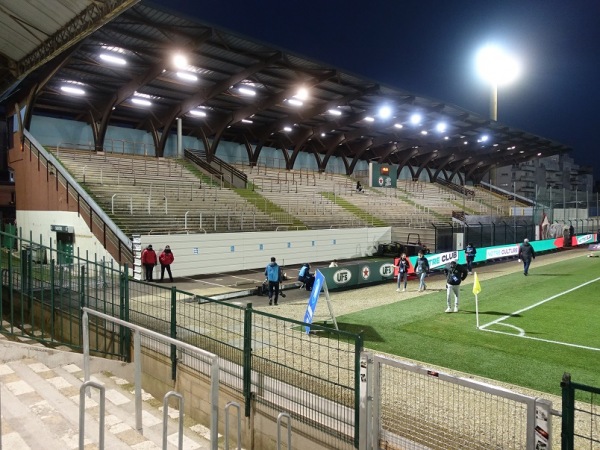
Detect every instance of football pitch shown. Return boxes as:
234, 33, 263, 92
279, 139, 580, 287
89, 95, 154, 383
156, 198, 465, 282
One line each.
333, 254, 600, 398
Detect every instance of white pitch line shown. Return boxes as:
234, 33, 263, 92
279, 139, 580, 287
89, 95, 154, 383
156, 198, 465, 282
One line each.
480, 275, 600, 331
481, 328, 600, 352
496, 322, 525, 336
178, 277, 226, 287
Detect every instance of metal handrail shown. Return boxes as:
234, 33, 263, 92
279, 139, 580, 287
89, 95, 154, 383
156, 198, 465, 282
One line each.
81, 307, 219, 450
276, 412, 292, 450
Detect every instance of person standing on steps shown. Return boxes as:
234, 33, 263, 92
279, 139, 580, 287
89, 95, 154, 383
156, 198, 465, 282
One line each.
265, 256, 280, 305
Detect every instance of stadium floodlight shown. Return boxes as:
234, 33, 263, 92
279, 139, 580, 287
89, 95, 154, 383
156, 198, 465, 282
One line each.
378, 105, 392, 119
176, 71, 198, 82
328, 109, 342, 116
295, 87, 309, 100
476, 44, 520, 121
239, 87, 256, 96
189, 109, 206, 117
60, 85, 85, 96
283, 126, 292, 132
173, 54, 188, 68
99, 53, 126, 65
436, 122, 447, 133
364, 116, 375, 122
410, 113, 422, 125
287, 98, 303, 106
131, 98, 151, 106
394, 123, 403, 129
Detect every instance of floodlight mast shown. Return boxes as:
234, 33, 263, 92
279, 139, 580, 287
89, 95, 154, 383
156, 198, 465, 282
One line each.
476, 45, 520, 184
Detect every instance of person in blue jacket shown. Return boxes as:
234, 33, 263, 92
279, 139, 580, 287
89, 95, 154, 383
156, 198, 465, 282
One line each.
265, 257, 280, 305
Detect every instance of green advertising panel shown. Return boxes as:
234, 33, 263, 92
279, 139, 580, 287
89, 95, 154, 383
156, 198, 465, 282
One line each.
319, 259, 396, 291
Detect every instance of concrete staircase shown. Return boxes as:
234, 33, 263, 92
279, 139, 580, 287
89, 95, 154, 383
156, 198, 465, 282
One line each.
0, 338, 215, 449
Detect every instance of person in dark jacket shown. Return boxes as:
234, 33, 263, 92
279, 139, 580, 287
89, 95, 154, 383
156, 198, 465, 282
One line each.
464, 243, 476, 274
265, 257, 280, 305
394, 253, 410, 292
444, 261, 468, 313
414, 251, 430, 292
518, 238, 536, 276
141, 244, 157, 281
159, 245, 174, 282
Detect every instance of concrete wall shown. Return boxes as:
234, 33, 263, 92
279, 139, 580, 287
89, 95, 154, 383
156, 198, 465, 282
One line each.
16, 210, 117, 264
139, 227, 391, 277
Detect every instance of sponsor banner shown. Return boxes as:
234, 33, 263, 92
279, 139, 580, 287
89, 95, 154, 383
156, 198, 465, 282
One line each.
576, 234, 595, 245
319, 260, 396, 290
357, 261, 396, 285
534, 402, 551, 450
588, 243, 600, 251
485, 245, 519, 260
411, 251, 457, 270
303, 270, 325, 333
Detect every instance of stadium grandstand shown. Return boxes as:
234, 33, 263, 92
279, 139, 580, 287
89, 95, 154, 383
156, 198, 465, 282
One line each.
0, 1, 598, 449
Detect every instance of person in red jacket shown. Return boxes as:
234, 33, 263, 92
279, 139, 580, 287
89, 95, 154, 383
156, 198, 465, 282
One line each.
159, 245, 175, 282
141, 244, 157, 281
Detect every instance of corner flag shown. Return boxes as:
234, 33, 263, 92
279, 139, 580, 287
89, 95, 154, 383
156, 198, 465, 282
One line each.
472, 272, 481, 295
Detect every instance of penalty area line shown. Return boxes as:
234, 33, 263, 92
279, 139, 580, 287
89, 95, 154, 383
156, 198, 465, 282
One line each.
479, 275, 600, 331
480, 328, 600, 352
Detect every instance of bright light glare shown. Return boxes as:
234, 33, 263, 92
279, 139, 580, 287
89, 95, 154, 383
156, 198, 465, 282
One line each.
283, 126, 292, 132
60, 85, 85, 96
239, 87, 256, 96
288, 98, 303, 106
364, 116, 375, 122
173, 54, 188, 68
481, 134, 489, 142
410, 113, 421, 125
378, 106, 392, 119
99, 53, 126, 65
328, 109, 342, 116
394, 123, 403, 129
476, 45, 520, 85
295, 87, 308, 100
176, 71, 198, 82
436, 122, 447, 133
189, 109, 206, 117
131, 98, 151, 106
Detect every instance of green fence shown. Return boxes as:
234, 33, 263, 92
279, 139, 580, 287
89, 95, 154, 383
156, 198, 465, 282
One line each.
561, 372, 600, 450
0, 229, 362, 449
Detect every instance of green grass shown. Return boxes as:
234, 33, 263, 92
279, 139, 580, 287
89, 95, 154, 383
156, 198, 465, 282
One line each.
331, 255, 600, 398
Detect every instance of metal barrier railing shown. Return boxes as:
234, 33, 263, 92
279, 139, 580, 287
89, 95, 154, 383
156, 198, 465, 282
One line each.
277, 412, 292, 450
163, 391, 184, 450
79, 380, 106, 450
225, 401, 242, 450
81, 307, 220, 450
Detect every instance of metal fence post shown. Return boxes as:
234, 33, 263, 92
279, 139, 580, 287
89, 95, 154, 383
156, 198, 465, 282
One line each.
354, 333, 364, 449
119, 271, 131, 362
243, 303, 253, 417
561, 372, 575, 450
170, 286, 177, 381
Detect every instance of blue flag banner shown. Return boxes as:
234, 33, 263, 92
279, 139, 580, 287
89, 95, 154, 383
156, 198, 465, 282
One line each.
303, 270, 324, 334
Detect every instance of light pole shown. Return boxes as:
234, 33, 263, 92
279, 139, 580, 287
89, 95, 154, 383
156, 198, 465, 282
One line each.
476, 45, 520, 185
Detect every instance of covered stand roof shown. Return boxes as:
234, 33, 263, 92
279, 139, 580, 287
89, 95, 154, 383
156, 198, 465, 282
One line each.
2, 1, 570, 183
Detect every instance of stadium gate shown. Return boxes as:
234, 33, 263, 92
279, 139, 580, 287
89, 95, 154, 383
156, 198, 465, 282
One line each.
365, 354, 552, 449
560, 372, 600, 450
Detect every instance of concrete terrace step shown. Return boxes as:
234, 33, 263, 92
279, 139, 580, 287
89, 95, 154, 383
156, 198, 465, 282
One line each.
0, 344, 215, 449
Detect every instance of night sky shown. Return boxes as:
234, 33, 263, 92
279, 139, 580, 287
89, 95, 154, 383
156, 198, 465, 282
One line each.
151, 0, 600, 179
